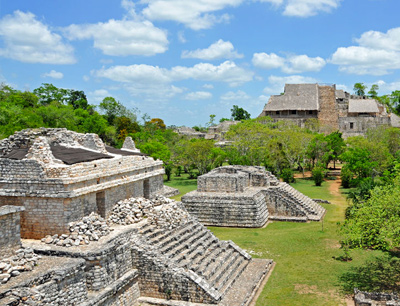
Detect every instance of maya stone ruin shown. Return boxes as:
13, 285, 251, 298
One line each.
0, 128, 273, 306
182, 165, 326, 227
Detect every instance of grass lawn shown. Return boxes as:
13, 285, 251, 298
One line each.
164, 174, 383, 305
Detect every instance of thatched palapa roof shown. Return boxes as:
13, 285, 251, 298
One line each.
348, 99, 379, 113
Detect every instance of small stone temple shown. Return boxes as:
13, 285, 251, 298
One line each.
182, 165, 326, 227
0, 129, 273, 306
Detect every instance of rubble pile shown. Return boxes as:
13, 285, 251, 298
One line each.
107, 196, 190, 229
0, 248, 41, 284
41, 212, 111, 247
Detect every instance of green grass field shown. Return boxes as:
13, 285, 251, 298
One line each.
165, 174, 382, 305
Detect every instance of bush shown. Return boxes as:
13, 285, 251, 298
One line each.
312, 167, 325, 186
281, 168, 295, 183
341, 167, 352, 188
339, 255, 400, 294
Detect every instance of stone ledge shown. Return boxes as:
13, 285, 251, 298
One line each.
0, 206, 25, 217
138, 296, 216, 306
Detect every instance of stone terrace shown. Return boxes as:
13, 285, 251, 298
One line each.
182, 165, 325, 227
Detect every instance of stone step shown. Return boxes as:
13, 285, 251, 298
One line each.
164, 227, 208, 259
147, 220, 195, 244
156, 222, 201, 250
176, 234, 218, 267
217, 258, 249, 295
189, 242, 224, 273
209, 251, 241, 287
200, 247, 233, 280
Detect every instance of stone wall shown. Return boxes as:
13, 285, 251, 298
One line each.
0, 206, 24, 258
339, 116, 391, 138
318, 85, 339, 131
354, 289, 400, 306
182, 189, 269, 227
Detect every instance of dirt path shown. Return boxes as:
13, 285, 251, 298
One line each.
328, 177, 342, 198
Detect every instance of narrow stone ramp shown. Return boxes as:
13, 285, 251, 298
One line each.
268, 182, 325, 221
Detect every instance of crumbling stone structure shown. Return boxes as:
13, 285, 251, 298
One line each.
354, 289, 400, 306
259, 83, 400, 137
182, 166, 325, 227
0, 129, 273, 306
0, 128, 165, 239
0, 197, 273, 306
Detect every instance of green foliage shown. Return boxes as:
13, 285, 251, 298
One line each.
312, 166, 325, 186
281, 168, 295, 183
368, 84, 379, 98
340, 166, 352, 188
340, 255, 400, 294
340, 178, 400, 250
219, 117, 230, 123
230, 105, 251, 121
353, 82, 367, 96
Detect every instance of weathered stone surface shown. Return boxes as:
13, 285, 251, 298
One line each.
182, 165, 325, 227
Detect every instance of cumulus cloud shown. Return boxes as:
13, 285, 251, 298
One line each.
356, 27, 400, 52
0, 11, 76, 64
283, 0, 342, 17
252, 53, 286, 69
331, 46, 400, 76
263, 75, 318, 94
330, 27, 400, 75
64, 19, 168, 56
185, 91, 212, 100
253, 52, 325, 73
42, 70, 64, 79
182, 40, 243, 60
141, 0, 242, 30
94, 61, 253, 87
220, 90, 250, 101
203, 84, 214, 89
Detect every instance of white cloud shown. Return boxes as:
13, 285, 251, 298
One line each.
356, 27, 400, 52
330, 46, 400, 75
94, 61, 253, 87
203, 84, 214, 89
185, 91, 212, 100
178, 31, 187, 43
253, 52, 325, 73
220, 90, 250, 101
182, 40, 243, 60
283, 0, 342, 17
252, 53, 285, 69
141, 0, 242, 30
282, 54, 326, 73
263, 75, 318, 94
88, 89, 111, 104
330, 27, 400, 76
64, 19, 168, 56
0, 11, 75, 64
83, 75, 90, 82
42, 70, 64, 79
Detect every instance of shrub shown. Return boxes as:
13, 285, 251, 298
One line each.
281, 168, 295, 183
341, 167, 352, 188
312, 167, 325, 186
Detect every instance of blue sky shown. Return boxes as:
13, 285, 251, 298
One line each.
1, 0, 400, 126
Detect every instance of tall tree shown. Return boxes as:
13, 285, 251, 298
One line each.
368, 84, 379, 98
231, 105, 251, 121
353, 83, 367, 96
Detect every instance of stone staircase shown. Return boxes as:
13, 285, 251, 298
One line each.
272, 182, 326, 221
137, 219, 251, 302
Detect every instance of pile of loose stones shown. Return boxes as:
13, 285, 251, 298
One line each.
41, 212, 111, 247
107, 196, 190, 229
0, 248, 41, 284
41, 196, 190, 248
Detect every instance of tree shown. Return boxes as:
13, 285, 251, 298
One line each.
219, 118, 230, 123
325, 131, 345, 169
231, 105, 251, 121
353, 83, 367, 96
33, 83, 70, 105
99, 97, 124, 125
368, 84, 379, 98
340, 176, 400, 250
207, 114, 216, 127
67, 90, 90, 111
